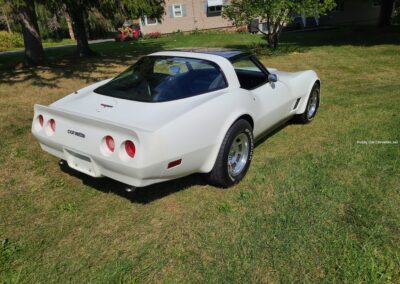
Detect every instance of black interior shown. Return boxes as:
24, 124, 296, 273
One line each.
235, 69, 268, 90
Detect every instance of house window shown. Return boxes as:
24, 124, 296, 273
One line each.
207, 5, 223, 16
173, 4, 183, 17
145, 16, 158, 26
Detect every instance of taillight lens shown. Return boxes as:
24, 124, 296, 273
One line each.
38, 115, 44, 127
49, 119, 56, 132
125, 140, 136, 158
105, 135, 115, 152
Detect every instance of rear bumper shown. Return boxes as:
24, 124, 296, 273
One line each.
32, 103, 216, 187
37, 138, 168, 187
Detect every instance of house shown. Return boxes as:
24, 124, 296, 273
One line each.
287, 0, 382, 30
139, 0, 233, 35
140, 0, 384, 35
320, 0, 382, 26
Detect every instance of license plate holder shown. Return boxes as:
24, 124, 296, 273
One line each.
64, 149, 98, 177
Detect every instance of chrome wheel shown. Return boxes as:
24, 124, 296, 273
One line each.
227, 133, 250, 177
307, 89, 319, 119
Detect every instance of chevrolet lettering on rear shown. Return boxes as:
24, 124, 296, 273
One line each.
67, 129, 86, 138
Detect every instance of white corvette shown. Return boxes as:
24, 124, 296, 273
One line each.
32, 49, 320, 188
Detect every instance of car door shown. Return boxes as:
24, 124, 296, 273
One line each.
231, 56, 292, 137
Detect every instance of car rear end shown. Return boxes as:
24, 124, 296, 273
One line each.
32, 104, 168, 187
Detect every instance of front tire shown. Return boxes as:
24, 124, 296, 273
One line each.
208, 119, 254, 188
296, 83, 320, 124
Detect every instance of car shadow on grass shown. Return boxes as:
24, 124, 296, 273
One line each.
58, 121, 292, 204
59, 162, 208, 204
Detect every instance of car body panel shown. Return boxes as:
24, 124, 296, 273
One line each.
32, 50, 319, 187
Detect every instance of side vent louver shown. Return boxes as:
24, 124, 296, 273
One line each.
293, 98, 301, 110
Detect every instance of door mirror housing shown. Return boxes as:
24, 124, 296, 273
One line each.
268, 74, 278, 83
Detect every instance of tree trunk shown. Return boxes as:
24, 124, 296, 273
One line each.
267, 33, 278, 49
379, 0, 395, 26
65, 2, 94, 57
12, 0, 45, 65
2, 7, 11, 33
65, 12, 75, 40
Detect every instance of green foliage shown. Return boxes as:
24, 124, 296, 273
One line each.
0, 31, 23, 51
393, 1, 400, 24
87, 8, 115, 39
143, 31, 161, 39
116, 0, 165, 19
223, 0, 336, 48
35, 3, 70, 40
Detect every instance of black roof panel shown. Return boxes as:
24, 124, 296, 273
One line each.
168, 48, 247, 59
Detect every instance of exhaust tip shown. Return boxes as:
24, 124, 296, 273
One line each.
125, 186, 136, 193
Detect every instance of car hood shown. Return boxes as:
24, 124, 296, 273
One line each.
51, 79, 227, 132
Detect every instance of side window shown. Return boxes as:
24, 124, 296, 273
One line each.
232, 57, 268, 90
187, 60, 227, 92
232, 58, 264, 73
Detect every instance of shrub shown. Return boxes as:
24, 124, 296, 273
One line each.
236, 26, 248, 33
144, 32, 161, 39
0, 31, 24, 51
171, 30, 183, 36
190, 28, 202, 35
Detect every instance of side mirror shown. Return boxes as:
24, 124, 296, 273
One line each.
268, 74, 278, 83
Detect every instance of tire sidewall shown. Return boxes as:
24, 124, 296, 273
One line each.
305, 85, 320, 122
222, 121, 254, 185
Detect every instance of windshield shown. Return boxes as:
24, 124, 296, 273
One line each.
94, 56, 228, 102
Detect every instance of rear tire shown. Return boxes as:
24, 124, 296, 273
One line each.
208, 119, 254, 188
296, 83, 320, 124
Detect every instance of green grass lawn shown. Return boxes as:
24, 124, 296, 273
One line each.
0, 38, 77, 53
0, 27, 399, 283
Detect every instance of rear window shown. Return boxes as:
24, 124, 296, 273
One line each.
94, 56, 228, 102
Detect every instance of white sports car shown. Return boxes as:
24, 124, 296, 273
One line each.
32, 49, 320, 188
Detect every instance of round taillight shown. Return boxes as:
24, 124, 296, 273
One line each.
49, 119, 56, 132
105, 135, 115, 152
38, 115, 44, 127
125, 140, 136, 158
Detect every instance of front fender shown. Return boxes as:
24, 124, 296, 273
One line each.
295, 71, 320, 115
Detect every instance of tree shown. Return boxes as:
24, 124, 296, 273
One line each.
379, 0, 395, 26
47, 0, 164, 57
222, 0, 336, 49
8, 0, 45, 64
63, 0, 94, 56
116, 0, 165, 20
0, 1, 13, 33
64, 10, 75, 40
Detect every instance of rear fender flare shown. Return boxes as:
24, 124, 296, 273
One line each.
201, 112, 254, 173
